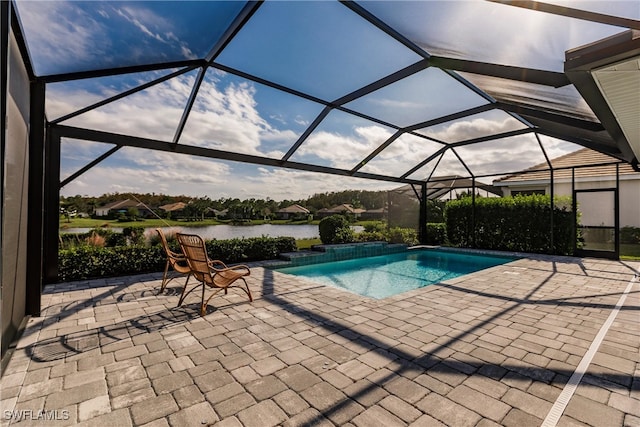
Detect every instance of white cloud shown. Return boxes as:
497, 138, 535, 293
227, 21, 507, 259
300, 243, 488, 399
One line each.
426, 117, 524, 143
116, 7, 166, 42
245, 168, 399, 200
360, 133, 443, 177
297, 125, 392, 169
294, 116, 310, 126
16, 2, 109, 73
61, 148, 233, 197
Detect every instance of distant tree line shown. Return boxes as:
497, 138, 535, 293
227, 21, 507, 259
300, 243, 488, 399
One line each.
60, 190, 390, 220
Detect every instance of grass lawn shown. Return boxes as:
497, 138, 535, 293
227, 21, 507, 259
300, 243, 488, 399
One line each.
581, 241, 640, 261
296, 238, 322, 250
59, 217, 225, 229
621, 243, 640, 260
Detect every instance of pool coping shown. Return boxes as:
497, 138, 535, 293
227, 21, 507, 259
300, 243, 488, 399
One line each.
269, 245, 523, 301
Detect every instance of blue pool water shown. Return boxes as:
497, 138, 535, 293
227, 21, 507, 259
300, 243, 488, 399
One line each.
275, 249, 516, 299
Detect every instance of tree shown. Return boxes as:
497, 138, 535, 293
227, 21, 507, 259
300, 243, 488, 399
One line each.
319, 215, 354, 244
127, 207, 139, 221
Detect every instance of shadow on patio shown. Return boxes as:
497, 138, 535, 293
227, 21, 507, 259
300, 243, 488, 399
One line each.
4, 256, 639, 426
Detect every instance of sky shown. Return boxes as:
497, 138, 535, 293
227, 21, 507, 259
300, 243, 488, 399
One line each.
14, 1, 639, 201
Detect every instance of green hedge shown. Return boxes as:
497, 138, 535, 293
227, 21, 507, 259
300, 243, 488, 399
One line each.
58, 245, 165, 282
58, 236, 296, 282
621, 226, 640, 244
425, 223, 446, 245
387, 227, 418, 246
445, 195, 573, 255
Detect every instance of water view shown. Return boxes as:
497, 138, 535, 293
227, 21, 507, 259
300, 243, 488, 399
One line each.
61, 224, 363, 240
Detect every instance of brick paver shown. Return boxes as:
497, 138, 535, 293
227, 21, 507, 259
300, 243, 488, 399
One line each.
1, 255, 637, 426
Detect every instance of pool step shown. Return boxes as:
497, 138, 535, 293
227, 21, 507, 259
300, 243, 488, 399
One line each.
278, 241, 408, 267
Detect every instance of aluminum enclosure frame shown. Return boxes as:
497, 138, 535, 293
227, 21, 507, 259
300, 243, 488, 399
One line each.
5, 0, 639, 317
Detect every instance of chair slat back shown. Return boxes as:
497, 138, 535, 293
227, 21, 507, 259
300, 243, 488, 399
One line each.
176, 233, 212, 282
157, 229, 177, 257
157, 228, 191, 274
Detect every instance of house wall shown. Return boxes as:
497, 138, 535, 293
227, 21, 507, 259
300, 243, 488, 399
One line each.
501, 176, 639, 228
2, 30, 30, 365
554, 178, 639, 228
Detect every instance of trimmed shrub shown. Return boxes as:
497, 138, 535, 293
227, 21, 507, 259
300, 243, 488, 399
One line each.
445, 194, 573, 255
621, 226, 640, 244
318, 215, 354, 244
58, 235, 297, 282
387, 227, 418, 246
355, 230, 387, 242
425, 223, 446, 245
58, 245, 165, 282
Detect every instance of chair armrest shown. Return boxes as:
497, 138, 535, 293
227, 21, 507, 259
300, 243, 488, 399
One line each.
210, 264, 251, 275
208, 259, 228, 269
168, 249, 185, 260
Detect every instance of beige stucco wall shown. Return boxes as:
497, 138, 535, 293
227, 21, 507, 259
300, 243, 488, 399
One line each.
554, 178, 640, 228
500, 176, 639, 228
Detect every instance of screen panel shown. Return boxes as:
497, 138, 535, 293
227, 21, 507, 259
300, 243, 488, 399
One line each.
359, 133, 444, 178
345, 68, 489, 128
16, 1, 248, 76
415, 109, 527, 143
216, 1, 422, 101
289, 110, 395, 170
180, 68, 325, 159
62, 69, 200, 141
359, 0, 635, 73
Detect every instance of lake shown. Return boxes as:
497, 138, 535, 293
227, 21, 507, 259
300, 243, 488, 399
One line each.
61, 224, 364, 240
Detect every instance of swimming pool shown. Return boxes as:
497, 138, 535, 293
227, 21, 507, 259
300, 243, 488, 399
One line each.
274, 249, 516, 299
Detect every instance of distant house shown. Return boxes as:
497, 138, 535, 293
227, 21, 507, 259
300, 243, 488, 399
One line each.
360, 207, 387, 221
276, 204, 310, 220
159, 202, 187, 217
494, 148, 639, 227
94, 199, 153, 218
316, 204, 366, 219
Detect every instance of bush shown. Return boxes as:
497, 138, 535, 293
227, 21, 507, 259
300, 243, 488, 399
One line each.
621, 226, 640, 244
361, 221, 385, 232
85, 232, 106, 247
58, 245, 165, 282
319, 215, 354, 244
58, 235, 297, 281
425, 223, 446, 245
445, 194, 574, 255
123, 226, 145, 245
387, 227, 418, 245
355, 231, 387, 242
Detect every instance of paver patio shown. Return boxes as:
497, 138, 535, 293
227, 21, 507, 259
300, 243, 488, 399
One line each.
1, 254, 638, 426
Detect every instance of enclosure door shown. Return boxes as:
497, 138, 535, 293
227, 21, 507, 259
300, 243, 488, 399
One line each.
574, 189, 619, 259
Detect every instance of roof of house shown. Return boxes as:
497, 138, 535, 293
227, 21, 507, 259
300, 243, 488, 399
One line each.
363, 207, 386, 214
159, 202, 187, 212
325, 204, 366, 214
277, 204, 310, 214
495, 148, 637, 185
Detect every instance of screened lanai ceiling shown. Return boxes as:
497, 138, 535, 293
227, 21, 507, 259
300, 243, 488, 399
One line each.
11, 0, 640, 194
